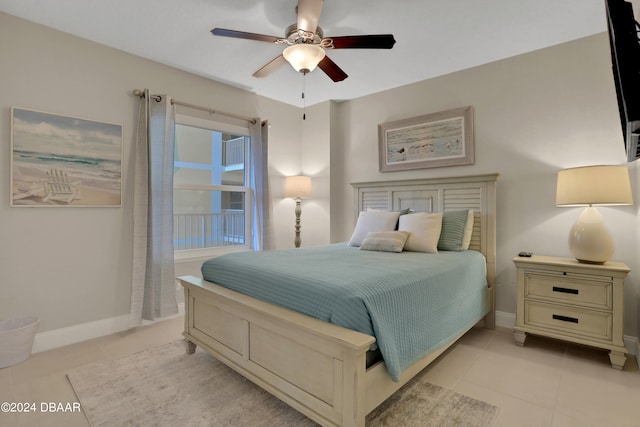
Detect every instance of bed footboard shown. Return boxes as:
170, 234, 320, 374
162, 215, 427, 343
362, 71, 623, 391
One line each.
179, 275, 375, 427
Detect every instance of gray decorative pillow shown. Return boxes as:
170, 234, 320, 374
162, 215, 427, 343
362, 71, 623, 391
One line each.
438, 210, 469, 251
359, 231, 410, 253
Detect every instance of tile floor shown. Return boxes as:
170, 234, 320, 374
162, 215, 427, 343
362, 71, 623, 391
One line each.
1, 317, 639, 426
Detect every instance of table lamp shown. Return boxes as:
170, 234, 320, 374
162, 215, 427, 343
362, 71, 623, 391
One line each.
556, 165, 633, 264
285, 175, 312, 248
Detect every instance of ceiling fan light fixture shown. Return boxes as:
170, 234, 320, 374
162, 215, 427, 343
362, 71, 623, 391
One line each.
283, 44, 325, 73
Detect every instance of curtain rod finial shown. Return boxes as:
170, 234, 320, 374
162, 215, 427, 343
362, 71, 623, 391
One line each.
132, 89, 144, 97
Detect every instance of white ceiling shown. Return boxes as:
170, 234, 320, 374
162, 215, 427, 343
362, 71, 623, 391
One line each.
0, 0, 608, 107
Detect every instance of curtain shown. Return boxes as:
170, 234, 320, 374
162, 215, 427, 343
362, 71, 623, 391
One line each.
249, 119, 273, 251
129, 90, 179, 326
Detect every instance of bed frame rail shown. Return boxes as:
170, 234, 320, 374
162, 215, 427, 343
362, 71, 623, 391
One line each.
180, 275, 375, 427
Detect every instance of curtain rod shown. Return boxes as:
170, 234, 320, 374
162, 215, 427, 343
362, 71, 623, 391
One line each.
132, 89, 257, 124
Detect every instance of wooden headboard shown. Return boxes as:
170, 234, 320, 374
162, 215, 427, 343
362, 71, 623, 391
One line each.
351, 174, 499, 326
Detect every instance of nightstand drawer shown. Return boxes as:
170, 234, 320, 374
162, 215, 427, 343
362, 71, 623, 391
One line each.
524, 273, 611, 309
524, 301, 611, 341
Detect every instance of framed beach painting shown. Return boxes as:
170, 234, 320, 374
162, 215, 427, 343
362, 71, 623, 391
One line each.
378, 106, 474, 172
11, 107, 122, 207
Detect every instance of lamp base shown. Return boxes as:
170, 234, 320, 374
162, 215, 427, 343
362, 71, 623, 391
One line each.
294, 198, 301, 248
568, 206, 614, 264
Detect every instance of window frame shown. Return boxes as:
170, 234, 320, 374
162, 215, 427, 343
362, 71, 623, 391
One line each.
173, 113, 252, 262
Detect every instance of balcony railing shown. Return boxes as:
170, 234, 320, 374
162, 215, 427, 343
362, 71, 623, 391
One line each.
174, 210, 245, 251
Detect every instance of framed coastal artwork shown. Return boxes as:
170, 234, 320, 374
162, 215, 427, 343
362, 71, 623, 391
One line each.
11, 107, 122, 207
378, 106, 474, 172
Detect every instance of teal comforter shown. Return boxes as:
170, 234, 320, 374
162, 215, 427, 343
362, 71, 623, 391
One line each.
201, 244, 489, 381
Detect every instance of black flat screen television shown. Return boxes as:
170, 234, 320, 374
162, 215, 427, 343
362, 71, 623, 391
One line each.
605, 0, 640, 162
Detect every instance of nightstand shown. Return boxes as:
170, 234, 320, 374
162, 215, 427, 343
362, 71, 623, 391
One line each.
513, 255, 630, 369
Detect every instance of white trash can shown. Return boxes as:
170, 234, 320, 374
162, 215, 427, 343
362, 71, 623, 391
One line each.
0, 317, 39, 368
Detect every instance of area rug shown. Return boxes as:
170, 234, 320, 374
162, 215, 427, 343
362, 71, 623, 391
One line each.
67, 340, 499, 427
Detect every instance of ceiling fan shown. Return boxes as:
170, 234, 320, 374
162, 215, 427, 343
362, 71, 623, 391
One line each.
211, 0, 396, 82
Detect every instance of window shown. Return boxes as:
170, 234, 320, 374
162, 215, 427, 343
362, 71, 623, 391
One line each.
173, 115, 251, 260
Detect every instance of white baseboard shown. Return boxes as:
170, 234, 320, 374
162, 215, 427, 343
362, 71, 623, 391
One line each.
32, 303, 185, 354
495, 310, 515, 329
494, 310, 638, 356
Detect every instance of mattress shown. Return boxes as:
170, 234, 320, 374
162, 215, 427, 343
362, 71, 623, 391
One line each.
201, 243, 489, 381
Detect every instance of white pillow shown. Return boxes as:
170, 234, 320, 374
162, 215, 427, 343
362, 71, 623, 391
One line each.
399, 212, 443, 253
462, 210, 474, 250
348, 211, 401, 247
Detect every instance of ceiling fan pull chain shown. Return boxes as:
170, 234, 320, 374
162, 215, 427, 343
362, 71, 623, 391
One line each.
302, 71, 307, 120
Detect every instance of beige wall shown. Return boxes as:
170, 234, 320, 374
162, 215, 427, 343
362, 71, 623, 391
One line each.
0, 13, 302, 334
330, 33, 639, 339
2, 11, 638, 347
272, 102, 332, 249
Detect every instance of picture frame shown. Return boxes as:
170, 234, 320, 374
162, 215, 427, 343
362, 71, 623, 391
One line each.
378, 106, 474, 172
11, 107, 123, 207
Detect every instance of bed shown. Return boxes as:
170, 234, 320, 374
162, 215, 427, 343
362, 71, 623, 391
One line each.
178, 174, 498, 427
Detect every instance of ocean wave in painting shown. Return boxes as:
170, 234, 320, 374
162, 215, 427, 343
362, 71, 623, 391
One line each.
13, 149, 121, 193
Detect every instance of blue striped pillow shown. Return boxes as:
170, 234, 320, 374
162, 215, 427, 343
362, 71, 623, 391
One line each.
437, 210, 469, 251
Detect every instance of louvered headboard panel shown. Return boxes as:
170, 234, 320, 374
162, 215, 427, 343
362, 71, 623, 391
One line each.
352, 174, 498, 326
443, 188, 483, 251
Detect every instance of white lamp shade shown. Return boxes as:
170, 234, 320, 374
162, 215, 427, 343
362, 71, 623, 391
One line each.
285, 175, 312, 199
556, 165, 633, 206
283, 44, 325, 73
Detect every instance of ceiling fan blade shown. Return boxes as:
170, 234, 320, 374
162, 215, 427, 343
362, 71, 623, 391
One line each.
211, 28, 282, 44
297, 0, 324, 33
317, 56, 348, 82
252, 55, 288, 78
324, 34, 396, 49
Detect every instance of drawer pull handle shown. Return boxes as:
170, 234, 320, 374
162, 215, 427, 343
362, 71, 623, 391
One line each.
552, 286, 578, 295
553, 314, 579, 323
